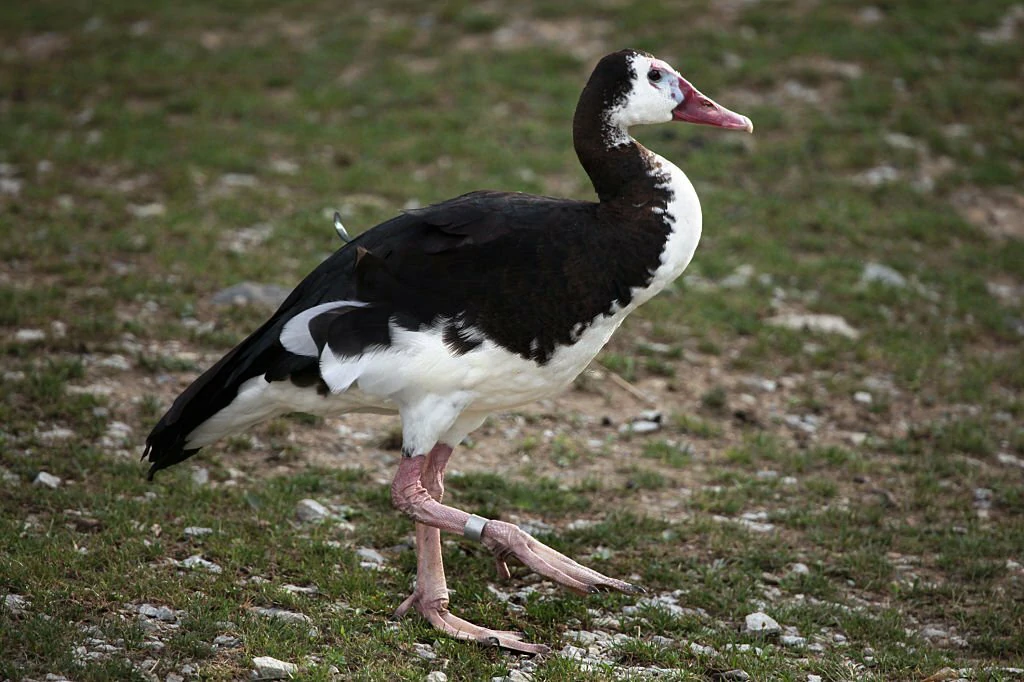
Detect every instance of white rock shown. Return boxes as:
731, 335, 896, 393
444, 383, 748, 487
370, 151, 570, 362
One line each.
214, 634, 240, 648
413, 642, 436, 660
127, 202, 166, 218
783, 80, 820, 104
973, 488, 993, 509
211, 282, 290, 309
280, 584, 318, 595
251, 655, 297, 680
33, 472, 62, 488
14, 328, 46, 342
711, 514, 775, 533
780, 634, 806, 647
979, 5, 1024, 44
745, 377, 777, 392
425, 672, 447, 682
504, 671, 533, 682
744, 612, 781, 636
558, 644, 589, 660
4, 594, 29, 613
848, 432, 868, 446
296, 498, 332, 522
191, 468, 209, 486
101, 421, 134, 448
98, 354, 132, 371
689, 641, 716, 656
861, 262, 907, 288
0, 178, 23, 196
251, 607, 311, 625
219, 173, 258, 188
996, 452, 1024, 469
807, 675, 823, 682
138, 603, 177, 622
883, 132, 920, 151
790, 563, 810, 575
179, 554, 222, 573
66, 382, 115, 397
853, 165, 900, 187
222, 223, 274, 254
356, 547, 386, 565
269, 159, 299, 175
853, 391, 873, 404
767, 313, 860, 339
38, 427, 75, 441
720, 264, 754, 288
619, 419, 661, 434
183, 526, 214, 538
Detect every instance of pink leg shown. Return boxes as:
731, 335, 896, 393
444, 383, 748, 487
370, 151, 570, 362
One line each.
392, 445, 547, 654
391, 450, 642, 594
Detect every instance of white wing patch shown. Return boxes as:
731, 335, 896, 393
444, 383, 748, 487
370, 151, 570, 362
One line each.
280, 300, 368, 357
319, 352, 378, 394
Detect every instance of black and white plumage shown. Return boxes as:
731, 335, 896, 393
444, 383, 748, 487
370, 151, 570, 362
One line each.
144, 49, 751, 652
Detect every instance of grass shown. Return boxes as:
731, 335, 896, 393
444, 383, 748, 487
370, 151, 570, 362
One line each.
2, 0, 1024, 679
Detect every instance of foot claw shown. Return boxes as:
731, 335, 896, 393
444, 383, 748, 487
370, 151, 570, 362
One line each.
400, 592, 548, 655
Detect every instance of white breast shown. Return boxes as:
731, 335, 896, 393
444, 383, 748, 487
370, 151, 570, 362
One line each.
636, 153, 703, 306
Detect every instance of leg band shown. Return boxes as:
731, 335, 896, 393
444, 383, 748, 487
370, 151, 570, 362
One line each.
463, 514, 489, 542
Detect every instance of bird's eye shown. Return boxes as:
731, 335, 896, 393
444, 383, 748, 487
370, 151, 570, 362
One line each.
648, 69, 662, 83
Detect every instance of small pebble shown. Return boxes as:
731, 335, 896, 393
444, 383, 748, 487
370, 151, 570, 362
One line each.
251, 655, 297, 680
33, 472, 62, 489
744, 611, 781, 636
14, 329, 46, 343
296, 498, 332, 523
184, 526, 214, 538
